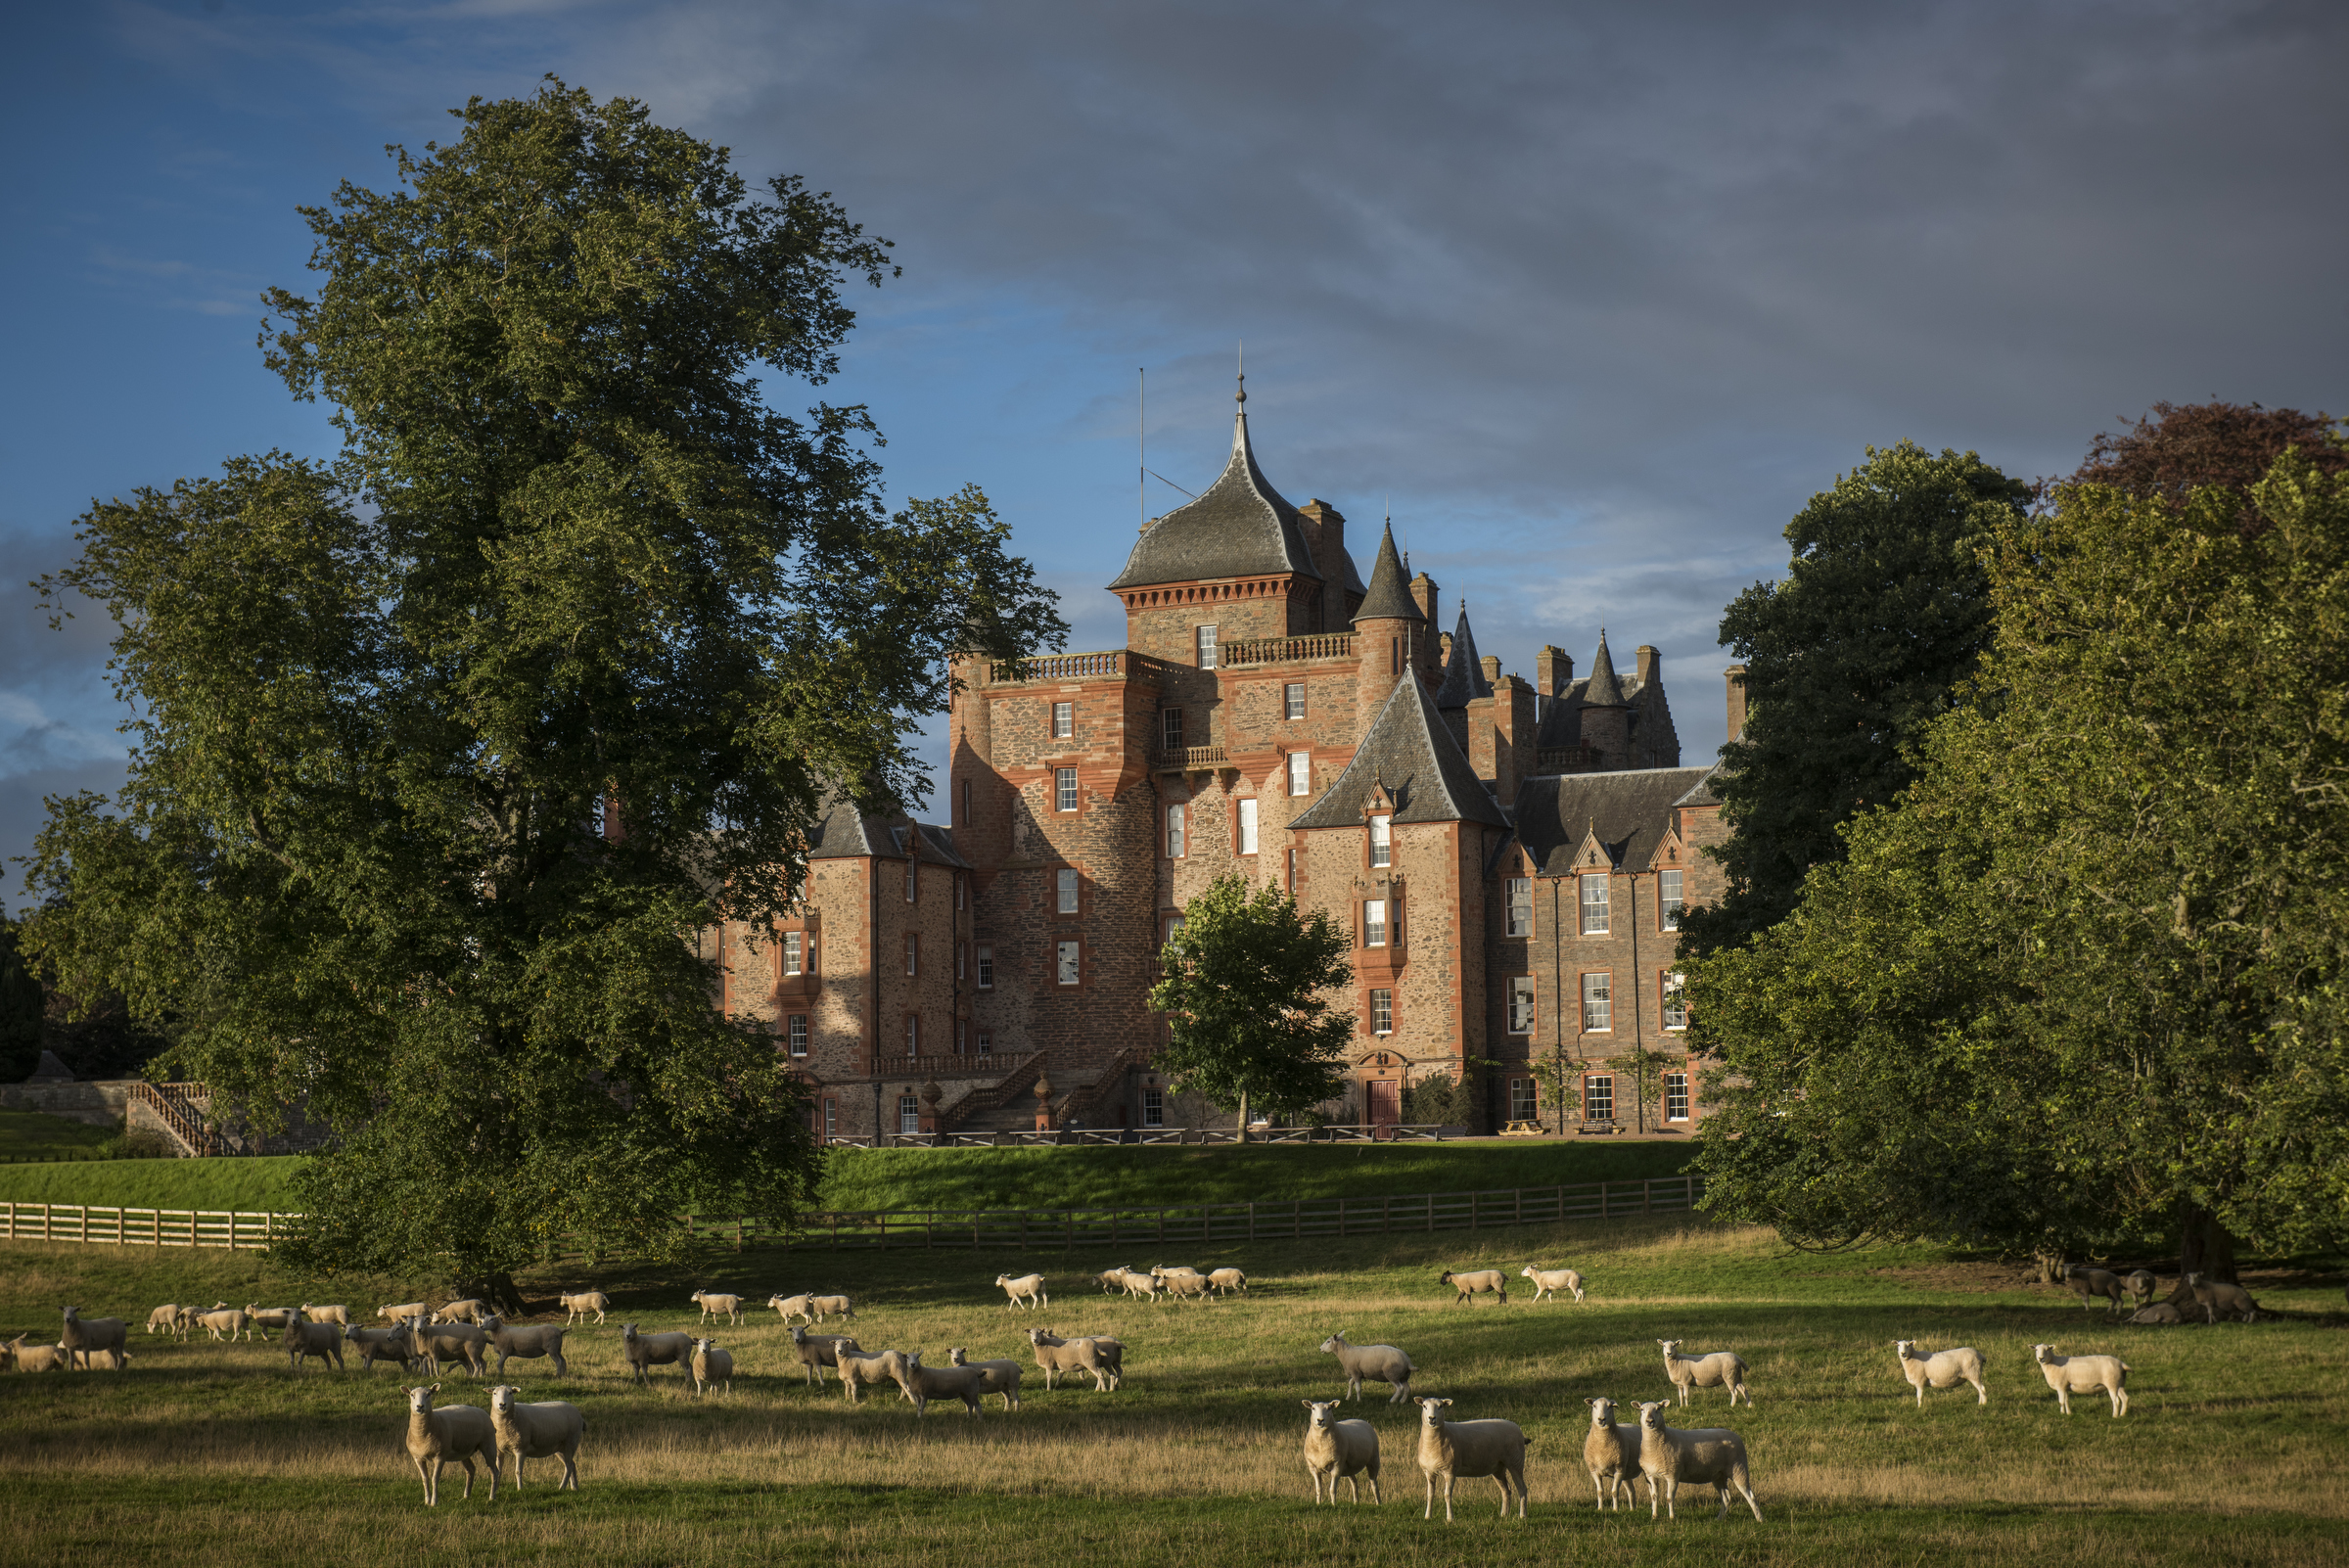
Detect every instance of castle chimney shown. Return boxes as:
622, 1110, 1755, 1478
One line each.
1724, 664, 1748, 743
1635, 645, 1659, 687
1407, 573, 1441, 682
1534, 645, 1573, 697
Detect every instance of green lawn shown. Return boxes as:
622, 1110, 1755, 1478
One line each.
0, 1110, 119, 1163
0, 1215, 2340, 1566
0, 1154, 305, 1212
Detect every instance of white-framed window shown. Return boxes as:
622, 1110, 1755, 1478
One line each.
959, 778, 971, 825
1055, 767, 1079, 812
904, 934, 918, 976
1165, 914, 1186, 948
1161, 708, 1184, 753
977, 1028, 993, 1054
1142, 1087, 1165, 1128
1663, 970, 1688, 1031
956, 944, 967, 980
1509, 1077, 1538, 1121
1056, 940, 1081, 986
782, 931, 805, 976
904, 857, 916, 901
1583, 1074, 1614, 1122
1369, 988, 1394, 1035
1051, 700, 1073, 738
1507, 878, 1532, 937
1659, 868, 1683, 931
823, 1097, 837, 1137
1284, 681, 1306, 720
1580, 873, 1610, 935
898, 1093, 920, 1133
1582, 971, 1612, 1031
786, 1015, 807, 1057
1369, 813, 1391, 868
1057, 867, 1080, 914
1197, 623, 1218, 669
904, 1014, 920, 1055
1166, 803, 1186, 858
956, 875, 965, 910
976, 945, 993, 989
1665, 1069, 1690, 1123
1363, 899, 1388, 947
1507, 976, 1535, 1035
1237, 797, 1258, 854
1288, 752, 1311, 796
955, 1018, 967, 1054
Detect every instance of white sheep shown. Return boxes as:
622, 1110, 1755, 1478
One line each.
345, 1322, 424, 1374
1319, 1331, 1414, 1405
1207, 1268, 1248, 1295
690, 1290, 744, 1325
2063, 1265, 2126, 1314
4, 1335, 72, 1373
996, 1272, 1048, 1311
414, 1319, 491, 1379
2128, 1302, 2185, 1325
1634, 1400, 1762, 1521
893, 1351, 994, 1416
809, 1293, 855, 1324
1093, 1268, 1129, 1294
59, 1307, 128, 1372
621, 1323, 695, 1386
145, 1304, 190, 1338
1657, 1339, 1751, 1407
479, 1314, 570, 1378
432, 1299, 492, 1326
1154, 1269, 1213, 1305
299, 1303, 351, 1326
559, 1291, 610, 1325
1413, 1396, 1529, 1521
837, 1347, 909, 1406
789, 1325, 863, 1387
1119, 1268, 1163, 1304
2032, 1344, 2129, 1417
404, 1383, 498, 1506
1302, 1399, 1382, 1503
244, 1305, 299, 1334
690, 1338, 734, 1396
487, 1384, 584, 1493
766, 1292, 815, 1325
1521, 1266, 1587, 1304
379, 1301, 430, 1326
1582, 1396, 1643, 1510
2185, 1272, 2263, 1322
1027, 1327, 1123, 1392
1438, 1268, 1508, 1306
281, 1310, 348, 1372
193, 1306, 253, 1343
1893, 1340, 1987, 1407
2123, 1270, 2157, 1309
944, 1348, 1025, 1410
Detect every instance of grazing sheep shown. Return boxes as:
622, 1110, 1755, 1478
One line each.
837, 1347, 908, 1405
1657, 1339, 1751, 1407
1413, 1396, 1530, 1522
145, 1305, 190, 1338
1027, 1327, 1123, 1392
995, 1273, 1048, 1312
379, 1302, 431, 1326
59, 1307, 128, 1372
1521, 1266, 1587, 1304
2124, 1270, 2158, 1309
620, 1323, 695, 1386
690, 1338, 734, 1397
766, 1292, 815, 1325
1302, 1399, 1382, 1504
487, 1384, 583, 1494
893, 1351, 993, 1416
193, 1307, 253, 1343
1582, 1397, 1644, 1510
2186, 1272, 2264, 1322
245, 1305, 299, 1334
690, 1290, 744, 1325
2032, 1344, 2130, 1417
559, 1291, 609, 1325
1893, 1340, 1987, 1407
2128, 1302, 2185, 1325
404, 1383, 498, 1506
1438, 1268, 1508, 1306
2063, 1265, 2126, 1314
809, 1294, 855, 1324
345, 1322, 423, 1374
281, 1311, 348, 1372
479, 1314, 570, 1378
299, 1303, 351, 1326
4, 1335, 71, 1373
1634, 1400, 1762, 1521
413, 1319, 491, 1379
944, 1348, 1025, 1410
1319, 1332, 1415, 1405
433, 1299, 492, 1326
1208, 1268, 1248, 1296
788, 1325, 862, 1387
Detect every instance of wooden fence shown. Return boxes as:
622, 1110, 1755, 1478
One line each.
1, 1204, 286, 1249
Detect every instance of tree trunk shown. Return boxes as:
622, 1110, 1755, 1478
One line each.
2033, 1248, 2066, 1286
455, 1271, 529, 1317
2179, 1202, 2239, 1284
1236, 1087, 1249, 1144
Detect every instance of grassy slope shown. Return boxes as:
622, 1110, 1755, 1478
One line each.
0, 1219, 2341, 1567
0, 1156, 304, 1212
0, 1110, 116, 1161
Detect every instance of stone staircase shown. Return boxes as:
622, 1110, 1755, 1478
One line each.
941, 1050, 1054, 1134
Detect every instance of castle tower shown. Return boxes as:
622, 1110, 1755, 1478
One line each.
1351, 523, 1425, 733
1578, 630, 1630, 769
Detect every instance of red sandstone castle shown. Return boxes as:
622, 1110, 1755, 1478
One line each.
716, 383, 1744, 1139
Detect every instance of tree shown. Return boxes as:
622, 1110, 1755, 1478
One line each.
2073, 399, 2344, 535
1681, 442, 2030, 958
1147, 873, 1354, 1137
22, 81, 1063, 1302
0, 920, 43, 1084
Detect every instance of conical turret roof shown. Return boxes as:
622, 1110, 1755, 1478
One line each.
1583, 630, 1626, 706
1290, 672, 1508, 829
1350, 522, 1422, 624
1108, 380, 1323, 590
1433, 605, 1494, 709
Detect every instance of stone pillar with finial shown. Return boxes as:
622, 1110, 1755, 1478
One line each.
917, 1077, 944, 1136
1033, 1069, 1055, 1132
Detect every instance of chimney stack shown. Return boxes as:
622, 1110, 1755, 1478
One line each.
1534, 645, 1573, 697
1724, 664, 1748, 742
1635, 645, 1659, 687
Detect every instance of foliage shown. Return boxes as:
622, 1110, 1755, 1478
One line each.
1601, 1046, 1668, 1131
1682, 441, 2031, 957
2073, 398, 2344, 535
1399, 1070, 1475, 1128
1147, 873, 1355, 1129
20, 81, 1063, 1295
0, 920, 41, 1084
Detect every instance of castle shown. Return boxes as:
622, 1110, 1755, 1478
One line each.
714, 381, 1740, 1138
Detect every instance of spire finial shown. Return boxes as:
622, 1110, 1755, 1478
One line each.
1235, 340, 1245, 405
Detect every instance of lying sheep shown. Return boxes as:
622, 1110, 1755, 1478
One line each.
789, 1325, 862, 1388
1320, 1331, 1414, 1404
1302, 1399, 1382, 1504
2128, 1302, 2185, 1325
2063, 1265, 2126, 1315
1893, 1340, 1987, 1407
1521, 1266, 1587, 1304
4, 1335, 71, 1373
1438, 1268, 1508, 1306
559, 1291, 610, 1325
299, 1303, 351, 1326
487, 1384, 583, 1494
1582, 1396, 1644, 1510
894, 1351, 994, 1416
690, 1290, 744, 1325
1658, 1339, 1751, 1407
1635, 1400, 1761, 1521
996, 1273, 1048, 1311
282, 1311, 348, 1372
60, 1307, 128, 1372
837, 1347, 908, 1405
2186, 1272, 2264, 1322
1414, 1396, 1529, 1522
620, 1323, 695, 1386
1027, 1327, 1123, 1392
433, 1299, 492, 1326
1208, 1268, 1248, 1296
2124, 1270, 2158, 1309
809, 1294, 854, 1324
2032, 1343, 2130, 1417
414, 1319, 490, 1379
345, 1322, 423, 1374
379, 1302, 431, 1326
479, 1314, 569, 1378
404, 1383, 498, 1506
944, 1348, 1024, 1410
193, 1306, 253, 1343
690, 1338, 734, 1397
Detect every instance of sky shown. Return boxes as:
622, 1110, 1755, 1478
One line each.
4, 0, 2345, 909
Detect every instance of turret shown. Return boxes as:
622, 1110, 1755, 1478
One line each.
1579, 630, 1630, 768
1352, 524, 1424, 733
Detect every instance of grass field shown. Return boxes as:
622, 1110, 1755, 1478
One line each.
1, 1216, 2342, 1566
0, 1110, 118, 1163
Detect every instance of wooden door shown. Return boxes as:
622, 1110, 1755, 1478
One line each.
1367, 1080, 1400, 1132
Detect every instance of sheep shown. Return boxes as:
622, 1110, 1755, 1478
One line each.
894, 1350, 995, 1416
479, 1314, 570, 1378
1093, 1268, 1130, 1294
299, 1303, 351, 1326
788, 1325, 863, 1387
145, 1304, 190, 1337
690, 1290, 744, 1325
2063, 1265, 2126, 1314
1520, 1266, 1587, 1304
413, 1319, 491, 1379
2186, 1271, 2264, 1322
1155, 1269, 1213, 1305
1438, 1268, 1508, 1306
944, 1347, 1025, 1410
2124, 1270, 2158, 1309
404, 1383, 498, 1506
559, 1291, 610, 1325
1027, 1326, 1123, 1392
433, 1299, 492, 1326
379, 1301, 431, 1326
2128, 1303, 2185, 1325
1208, 1267, 1248, 1295
245, 1305, 299, 1333
1657, 1339, 1751, 1407
1634, 1400, 1762, 1521
345, 1322, 424, 1374
193, 1306, 253, 1343
809, 1294, 855, 1324
1119, 1268, 1164, 1304
2032, 1344, 2130, 1416
837, 1347, 908, 1405
996, 1272, 1048, 1311
59, 1307, 128, 1372
281, 1311, 348, 1372
487, 1384, 583, 1494
1413, 1396, 1530, 1521
1319, 1332, 1414, 1404
1893, 1340, 1987, 1407
620, 1323, 695, 1386
4, 1335, 71, 1373
1302, 1398, 1382, 1504
766, 1292, 815, 1325
690, 1338, 734, 1396
1582, 1396, 1644, 1510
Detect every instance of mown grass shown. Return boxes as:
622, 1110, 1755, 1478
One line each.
0, 1154, 304, 1211
0, 1110, 119, 1163
1, 1216, 2342, 1566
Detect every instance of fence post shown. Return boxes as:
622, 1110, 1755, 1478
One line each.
1248, 1202, 1256, 1242
1644, 1179, 1652, 1215
1686, 1173, 1696, 1209
1555, 1182, 1565, 1222
1600, 1181, 1610, 1220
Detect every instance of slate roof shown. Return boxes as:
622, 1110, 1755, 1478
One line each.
1108, 389, 1323, 590
1433, 605, 1494, 708
807, 799, 969, 867
1350, 522, 1423, 623
1291, 672, 1510, 830
1583, 631, 1626, 706
1509, 765, 1714, 877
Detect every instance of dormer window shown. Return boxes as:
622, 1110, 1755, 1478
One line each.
1659, 868, 1683, 931
1369, 813, 1392, 868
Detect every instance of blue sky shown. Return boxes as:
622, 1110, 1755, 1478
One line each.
5, 1, 2345, 909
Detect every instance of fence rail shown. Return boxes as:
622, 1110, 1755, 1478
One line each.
1, 1204, 285, 1249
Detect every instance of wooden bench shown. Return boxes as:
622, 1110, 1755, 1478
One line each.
1497, 1120, 1547, 1137
1576, 1119, 1619, 1136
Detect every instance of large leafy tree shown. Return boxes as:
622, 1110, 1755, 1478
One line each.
0, 920, 43, 1084
1147, 873, 1354, 1137
1681, 442, 2030, 958
23, 82, 1062, 1300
